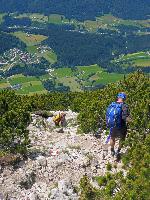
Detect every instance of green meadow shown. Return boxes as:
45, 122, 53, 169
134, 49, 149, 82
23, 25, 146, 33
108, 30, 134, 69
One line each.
0, 65, 129, 94
5, 74, 47, 95
48, 14, 70, 24
8, 74, 38, 85
52, 68, 73, 78
92, 72, 124, 85
0, 79, 10, 89
13, 31, 48, 46
26, 46, 38, 54
52, 65, 124, 89
76, 64, 103, 79
133, 59, 150, 67
15, 13, 48, 23
0, 13, 6, 24
16, 84, 47, 95
113, 51, 150, 67
56, 77, 82, 92
42, 51, 57, 64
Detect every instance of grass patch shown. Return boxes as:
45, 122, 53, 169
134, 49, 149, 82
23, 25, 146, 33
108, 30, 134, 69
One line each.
0, 81, 10, 89
96, 14, 149, 29
39, 74, 52, 81
21, 81, 42, 87
0, 13, 6, 24
26, 46, 38, 54
52, 68, 73, 78
9, 74, 39, 85
0, 78, 7, 84
16, 81, 46, 95
113, 51, 150, 67
106, 162, 112, 171
93, 72, 124, 85
56, 77, 81, 92
15, 13, 48, 23
48, 14, 64, 24
6, 74, 47, 95
13, 31, 48, 46
42, 50, 57, 64
84, 20, 98, 31
120, 52, 150, 60
133, 59, 150, 67
97, 14, 119, 24
77, 64, 103, 79
94, 176, 107, 187
89, 74, 100, 81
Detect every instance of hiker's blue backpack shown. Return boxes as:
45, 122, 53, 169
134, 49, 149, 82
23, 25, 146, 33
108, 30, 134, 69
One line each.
106, 102, 123, 128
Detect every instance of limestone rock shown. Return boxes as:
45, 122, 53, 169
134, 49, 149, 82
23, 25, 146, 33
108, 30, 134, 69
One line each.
0, 110, 126, 199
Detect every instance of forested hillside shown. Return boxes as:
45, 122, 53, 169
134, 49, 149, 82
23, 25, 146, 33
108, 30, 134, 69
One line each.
0, 32, 26, 54
32, 26, 150, 67
0, 72, 150, 199
0, 0, 149, 20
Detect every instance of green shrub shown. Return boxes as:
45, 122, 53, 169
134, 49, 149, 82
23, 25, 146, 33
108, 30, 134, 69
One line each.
95, 176, 107, 186
0, 90, 31, 154
106, 163, 112, 171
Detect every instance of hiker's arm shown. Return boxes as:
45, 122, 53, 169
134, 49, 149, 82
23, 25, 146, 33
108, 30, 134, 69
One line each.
126, 116, 132, 122
122, 104, 132, 122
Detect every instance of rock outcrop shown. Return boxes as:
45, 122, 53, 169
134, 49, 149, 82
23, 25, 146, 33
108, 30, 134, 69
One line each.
0, 110, 126, 199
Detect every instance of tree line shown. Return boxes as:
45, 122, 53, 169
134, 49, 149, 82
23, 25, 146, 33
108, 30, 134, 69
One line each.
0, 0, 149, 21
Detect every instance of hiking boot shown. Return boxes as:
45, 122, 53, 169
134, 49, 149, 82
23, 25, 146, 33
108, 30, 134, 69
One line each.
115, 149, 121, 158
111, 148, 115, 157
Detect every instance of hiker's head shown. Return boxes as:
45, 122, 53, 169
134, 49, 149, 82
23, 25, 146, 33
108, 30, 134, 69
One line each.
117, 92, 126, 102
61, 112, 66, 117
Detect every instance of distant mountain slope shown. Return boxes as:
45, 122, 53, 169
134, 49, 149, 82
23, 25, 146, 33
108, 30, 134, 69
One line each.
0, 0, 149, 20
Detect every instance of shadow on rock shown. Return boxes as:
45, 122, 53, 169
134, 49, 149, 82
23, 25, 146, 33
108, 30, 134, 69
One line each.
27, 150, 46, 160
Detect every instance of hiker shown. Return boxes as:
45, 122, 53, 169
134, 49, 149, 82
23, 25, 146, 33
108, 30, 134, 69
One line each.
106, 92, 131, 157
53, 112, 66, 127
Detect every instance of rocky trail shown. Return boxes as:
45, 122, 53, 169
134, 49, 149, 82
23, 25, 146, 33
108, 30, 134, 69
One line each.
0, 110, 126, 200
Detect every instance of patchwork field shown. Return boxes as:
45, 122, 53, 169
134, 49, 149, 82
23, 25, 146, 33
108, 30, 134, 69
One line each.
1, 74, 47, 95
10, 13, 150, 33
13, 32, 48, 46
0, 65, 126, 93
15, 13, 48, 23
76, 65, 124, 85
52, 65, 124, 90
